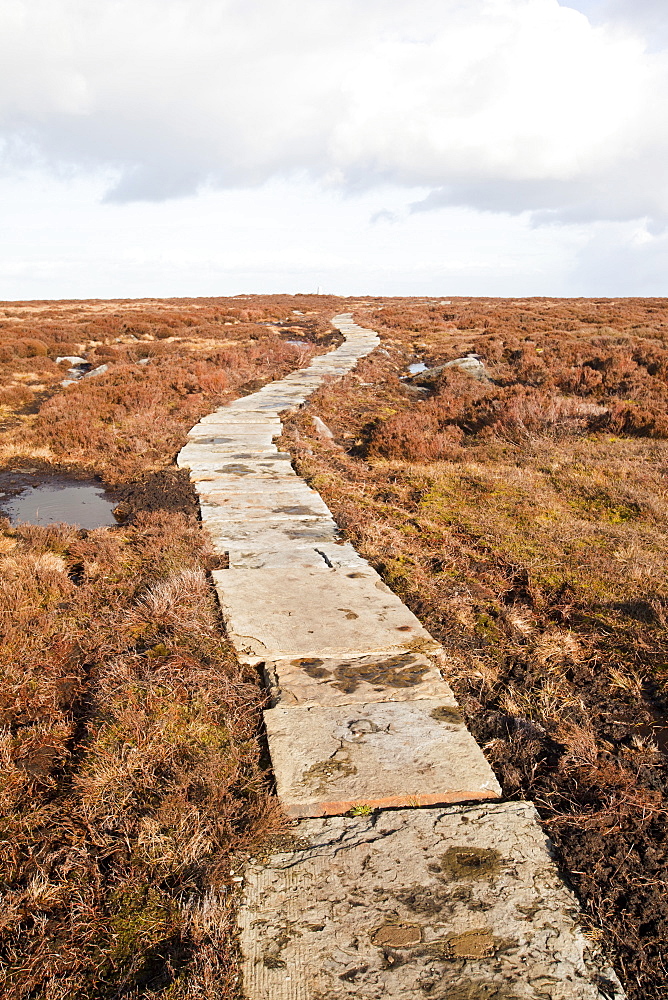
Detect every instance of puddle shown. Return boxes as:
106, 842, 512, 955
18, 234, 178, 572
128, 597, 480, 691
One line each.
0, 472, 118, 529
286, 339, 309, 347
407, 362, 428, 375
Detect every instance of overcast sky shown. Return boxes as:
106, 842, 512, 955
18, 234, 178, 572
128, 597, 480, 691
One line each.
1, 0, 667, 299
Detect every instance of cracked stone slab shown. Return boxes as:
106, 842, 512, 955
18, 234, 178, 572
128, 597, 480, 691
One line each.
305, 540, 369, 569
263, 699, 501, 816
211, 566, 441, 663
219, 540, 366, 571
225, 545, 337, 570
263, 651, 454, 708
238, 802, 624, 1000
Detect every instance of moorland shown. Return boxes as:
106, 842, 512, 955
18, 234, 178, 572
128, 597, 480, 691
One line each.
0, 295, 666, 998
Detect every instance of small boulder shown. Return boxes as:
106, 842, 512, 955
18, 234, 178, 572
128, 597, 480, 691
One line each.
409, 354, 490, 384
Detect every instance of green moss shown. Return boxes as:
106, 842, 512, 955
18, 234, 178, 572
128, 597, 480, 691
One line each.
107, 883, 174, 966
474, 611, 502, 644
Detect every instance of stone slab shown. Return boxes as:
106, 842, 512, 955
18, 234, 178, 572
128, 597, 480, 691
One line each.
200, 495, 333, 521
225, 544, 335, 570
201, 516, 339, 545
197, 481, 327, 504
264, 699, 501, 816
219, 540, 366, 571
198, 411, 282, 425
185, 431, 277, 446
180, 444, 279, 461
238, 802, 623, 1000
264, 651, 454, 708
215, 541, 363, 571
179, 455, 297, 476
211, 566, 441, 663
189, 473, 305, 491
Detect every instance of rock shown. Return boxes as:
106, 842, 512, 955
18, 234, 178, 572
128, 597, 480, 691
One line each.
311, 415, 335, 441
263, 699, 501, 816
55, 355, 87, 365
409, 354, 491, 384
264, 651, 454, 708
212, 565, 441, 664
85, 364, 109, 377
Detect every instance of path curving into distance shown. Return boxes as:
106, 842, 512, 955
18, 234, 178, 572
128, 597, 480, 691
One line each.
178, 315, 624, 1000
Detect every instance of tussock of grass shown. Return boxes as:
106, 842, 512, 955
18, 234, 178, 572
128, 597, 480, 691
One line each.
0, 512, 284, 998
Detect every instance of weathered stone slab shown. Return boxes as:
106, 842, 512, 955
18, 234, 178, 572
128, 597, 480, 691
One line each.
179, 444, 279, 462
201, 515, 338, 545
264, 651, 454, 708
264, 699, 501, 816
197, 480, 325, 503
225, 544, 335, 570
198, 411, 282, 425
199, 494, 332, 520
189, 473, 304, 492
217, 539, 365, 572
178, 454, 297, 475
185, 430, 277, 446
211, 566, 441, 663
238, 802, 623, 1000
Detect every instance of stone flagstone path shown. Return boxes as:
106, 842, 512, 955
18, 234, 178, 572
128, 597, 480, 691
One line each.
178, 315, 624, 1000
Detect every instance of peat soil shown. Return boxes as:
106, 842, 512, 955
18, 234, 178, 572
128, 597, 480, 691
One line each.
467, 620, 668, 996
113, 468, 201, 521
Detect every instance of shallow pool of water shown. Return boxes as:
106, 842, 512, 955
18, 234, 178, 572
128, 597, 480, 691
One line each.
0, 473, 118, 529
407, 362, 428, 375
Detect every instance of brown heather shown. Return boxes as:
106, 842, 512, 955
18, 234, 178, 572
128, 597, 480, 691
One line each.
2, 295, 668, 998
281, 296, 668, 1000
0, 295, 342, 998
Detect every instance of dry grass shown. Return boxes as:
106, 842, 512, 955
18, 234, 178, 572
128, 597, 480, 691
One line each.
0, 296, 345, 481
281, 295, 668, 1000
0, 512, 287, 998
4, 294, 668, 997
0, 295, 348, 998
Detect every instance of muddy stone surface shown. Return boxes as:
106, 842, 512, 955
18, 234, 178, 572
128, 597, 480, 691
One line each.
239, 803, 623, 1000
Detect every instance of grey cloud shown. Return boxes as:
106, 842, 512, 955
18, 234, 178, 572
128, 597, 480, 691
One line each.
1, 0, 667, 231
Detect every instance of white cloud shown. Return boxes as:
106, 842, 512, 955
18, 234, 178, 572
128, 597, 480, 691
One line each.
1, 0, 666, 225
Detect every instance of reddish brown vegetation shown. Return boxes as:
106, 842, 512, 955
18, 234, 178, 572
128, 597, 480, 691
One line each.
4, 294, 668, 998
0, 511, 285, 997
0, 296, 342, 479
0, 295, 344, 998
282, 296, 668, 1000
